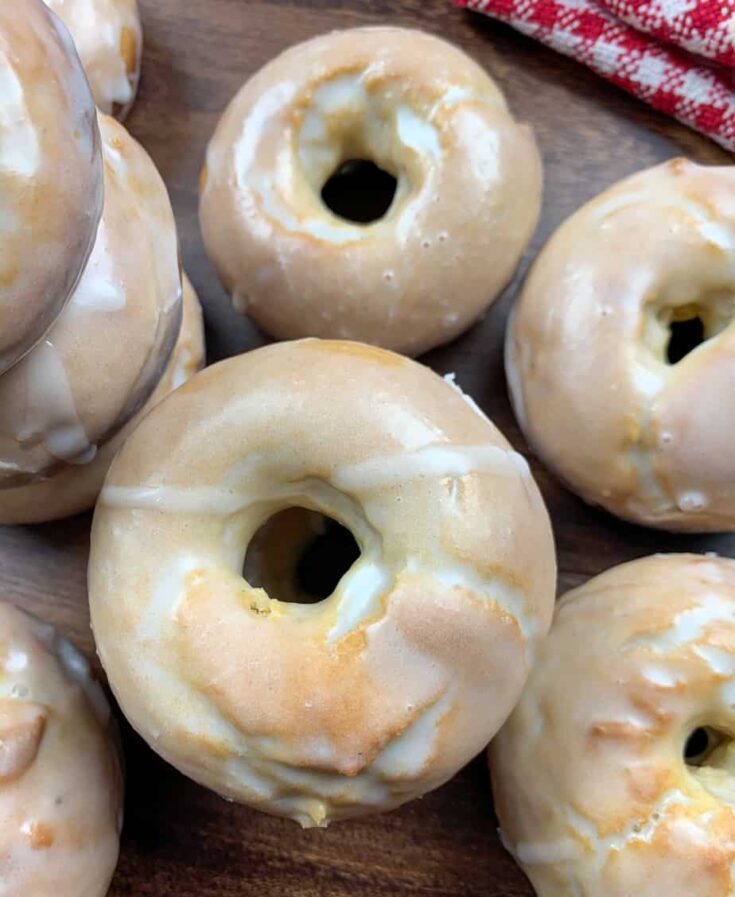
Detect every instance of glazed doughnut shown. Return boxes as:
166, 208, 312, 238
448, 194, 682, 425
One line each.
0, 602, 122, 896
0, 0, 103, 374
0, 113, 181, 488
200, 27, 542, 356
44, 0, 142, 118
89, 339, 555, 826
0, 276, 205, 525
491, 553, 735, 897
507, 159, 735, 531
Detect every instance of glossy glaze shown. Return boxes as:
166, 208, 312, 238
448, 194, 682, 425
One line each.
0, 277, 204, 524
200, 27, 542, 356
492, 554, 735, 897
89, 340, 555, 826
507, 159, 735, 531
44, 0, 142, 117
0, 114, 182, 488
0, 0, 102, 374
0, 603, 122, 897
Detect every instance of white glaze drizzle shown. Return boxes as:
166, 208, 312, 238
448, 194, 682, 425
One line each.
44, 0, 139, 114
17, 340, 92, 462
67, 219, 126, 313
396, 104, 440, 160
624, 592, 735, 654
232, 80, 367, 246
102, 443, 530, 512
101, 484, 255, 514
508, 789, 693, 879
332, 444, 530, 492
512, 837, 582, 866
371, 690, 453, 777
408, 554, 535, 644
7, 611, 113, 727
0, 58, 40, 178
327, 559, 391, 643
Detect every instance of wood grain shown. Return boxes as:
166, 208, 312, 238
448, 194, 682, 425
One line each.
2, 0, 734, 894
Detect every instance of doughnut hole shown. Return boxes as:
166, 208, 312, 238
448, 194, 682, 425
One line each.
644, 297, 735, 365
243, 507, 361, 604
685, 725, 735, 804
296, 74, 431, 227
321, 160, 398, 224
684, 727, 724, 765
667, 315, 705, 364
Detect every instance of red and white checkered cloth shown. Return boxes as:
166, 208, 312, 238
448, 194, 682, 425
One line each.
457, 0, 735, 151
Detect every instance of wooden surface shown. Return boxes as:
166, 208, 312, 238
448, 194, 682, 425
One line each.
3, 1, 735, 894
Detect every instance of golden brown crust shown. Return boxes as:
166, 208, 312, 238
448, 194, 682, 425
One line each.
200, 27, 542, 356
0, 603, 122, 896
491, 554, 735, 897
507, 159, 735, 531
0, 276, 205, 525
89, 339, 555, 826
0, 0, 103, 374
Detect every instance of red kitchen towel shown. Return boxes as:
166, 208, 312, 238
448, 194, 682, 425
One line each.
598, 0, 735, 65
457, 0, 735, 152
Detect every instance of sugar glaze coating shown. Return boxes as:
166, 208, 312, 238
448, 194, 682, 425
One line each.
492, 554, 735, 897
44, 0, 142, 117
0, 0, 103, 374
0, 602, 122, 897
89, 339, 555, 826
507, 160, 735, 531
200, 27, 542, 356
0, 276, 204, 524
0, 113, 182, 489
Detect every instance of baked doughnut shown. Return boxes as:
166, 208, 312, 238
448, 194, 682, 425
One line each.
0, 112, 181, 487
0, 602, 122, 896
0, 0, 103, 374
0, 275, 205, 525
44, 0, 142, 118
507, 159, 735, 531
200, 27, 542, 356
89, 339, 555, 826
491, 553, 735, 897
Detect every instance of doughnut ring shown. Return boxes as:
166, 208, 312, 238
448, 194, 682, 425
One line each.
0, 113, 182, 488
89, 339, 555, 826
0, 602, 122, 896
200, 27, 542, 356
0, 0, 103, 374
507, 159, 735, 531
0, 275, 205, 525
44, 0, 142, 118
491, 553, 735, 897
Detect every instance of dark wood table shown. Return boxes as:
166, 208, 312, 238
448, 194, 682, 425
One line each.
3, 1, 733, 894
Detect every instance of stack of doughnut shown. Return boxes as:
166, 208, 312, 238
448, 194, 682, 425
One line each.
5, 2, 735, 895
0, 0, 103, 377
0, 0, 205, 525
